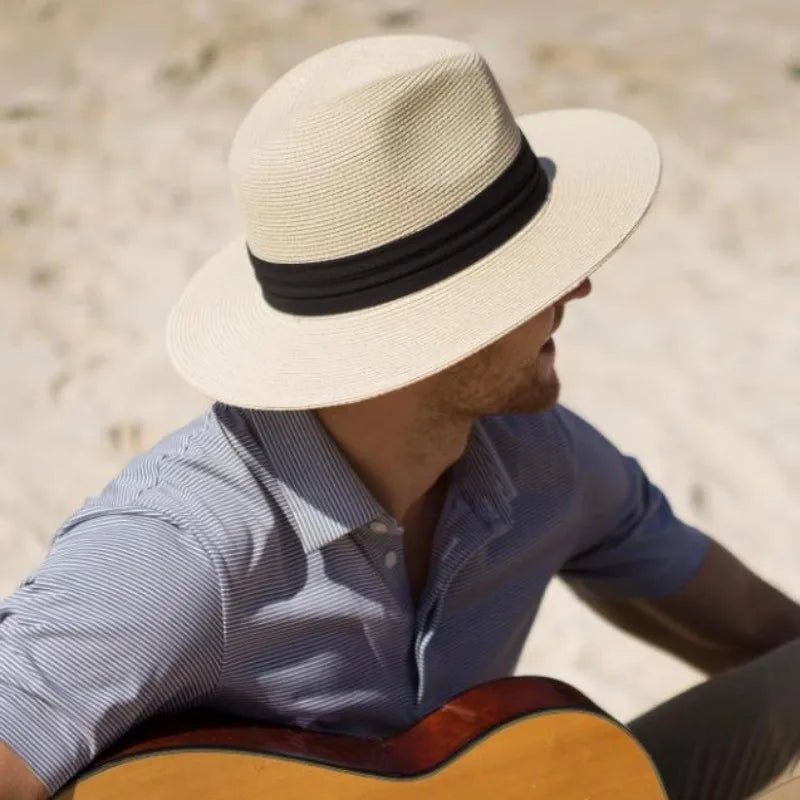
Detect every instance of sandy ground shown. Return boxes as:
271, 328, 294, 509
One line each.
1, 0, 798, 725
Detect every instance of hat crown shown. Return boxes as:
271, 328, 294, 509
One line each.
228, 35, 521, 263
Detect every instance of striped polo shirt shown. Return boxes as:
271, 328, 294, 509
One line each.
0, 402, 709, 795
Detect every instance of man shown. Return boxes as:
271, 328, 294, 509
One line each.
1, 34, 798, 800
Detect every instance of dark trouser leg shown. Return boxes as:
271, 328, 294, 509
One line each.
627, 638, 800, 800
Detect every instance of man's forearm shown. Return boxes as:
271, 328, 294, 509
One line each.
575, 588, 800, 675
0, 741, 49, 800
571, 538, 800, 675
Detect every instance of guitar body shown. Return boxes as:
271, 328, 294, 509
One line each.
54, 676, 667, 799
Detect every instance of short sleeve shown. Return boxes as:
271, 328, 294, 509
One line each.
0, 511, 225, 797
555, 406, 711, 599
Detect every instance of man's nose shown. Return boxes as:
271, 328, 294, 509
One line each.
550, 278, 591, 333
561, 277, 592, 304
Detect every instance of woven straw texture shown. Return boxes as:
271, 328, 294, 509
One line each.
167, 35, 661, 410
228, 35, 520, 261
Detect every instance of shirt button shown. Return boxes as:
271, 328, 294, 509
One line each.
384, 550, 398, 569
369, 520, 388, 534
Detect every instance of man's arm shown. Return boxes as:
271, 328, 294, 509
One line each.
0, 742, 49, 800
570, 537, 800, 675
0, 514, 224, 798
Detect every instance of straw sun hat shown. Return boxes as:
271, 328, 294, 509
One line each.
166, 34, 661, 411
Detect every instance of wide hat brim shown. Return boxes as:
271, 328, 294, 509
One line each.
166, 108, 661, 411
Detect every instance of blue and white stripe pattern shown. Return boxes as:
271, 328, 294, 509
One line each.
0, 402, 709, 795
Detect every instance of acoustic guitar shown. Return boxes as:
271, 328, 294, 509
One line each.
54, 676, 667, 799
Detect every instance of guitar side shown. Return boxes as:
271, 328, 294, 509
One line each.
54, 676, 667, 799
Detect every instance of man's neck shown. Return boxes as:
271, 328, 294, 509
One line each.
313, 396, 472, 523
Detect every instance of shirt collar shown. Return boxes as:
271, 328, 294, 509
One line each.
245, 407, 518, 554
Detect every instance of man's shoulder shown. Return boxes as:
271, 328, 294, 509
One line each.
480, 403, 584, 452
479, 404, 626, 486
76, 404, 223, 509
474, 406, 577, 490
56, 403, 283, 544
487, 404, 619, 448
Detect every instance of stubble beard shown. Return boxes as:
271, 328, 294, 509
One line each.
501, 362, 561, 415
429, 345, 562, 423
454, 360, 562, 420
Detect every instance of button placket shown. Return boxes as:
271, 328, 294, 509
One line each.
351, 519, 413, 609
369, 520, 388, 534
413, 501, 514, 706
410, 490, 467, 704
